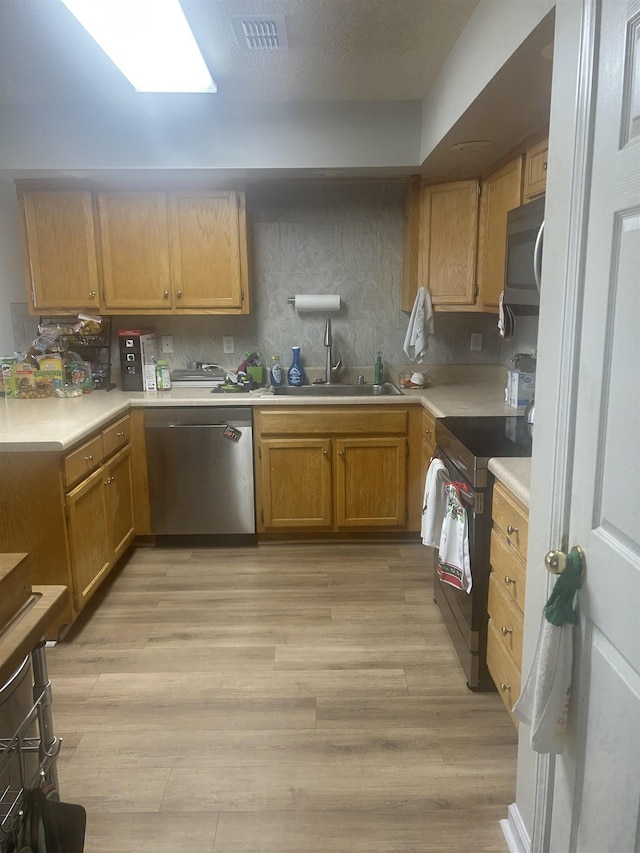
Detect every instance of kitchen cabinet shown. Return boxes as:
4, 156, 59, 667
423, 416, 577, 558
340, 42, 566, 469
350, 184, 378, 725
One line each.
18, 188, 102, 313
486, 480, 529, 727
523, 137, 549, 202
255, 406, 419, 534
477, 156, 524, 311
16, 183, 250, 315
418, 180, 479, 309
0, 411, 144, 636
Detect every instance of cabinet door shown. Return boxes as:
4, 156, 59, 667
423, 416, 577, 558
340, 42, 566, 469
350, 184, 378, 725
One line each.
168, 191, 246, 310
98, 191, 172, 309
477, 157, 524, 310
335, 437, 407, 528
419, 180, 479, 307
260, 439, 332, 530
66, 466, 110, 610
105, 445, 135, 559
523, 138, 549, 202
20, 189, 101, 311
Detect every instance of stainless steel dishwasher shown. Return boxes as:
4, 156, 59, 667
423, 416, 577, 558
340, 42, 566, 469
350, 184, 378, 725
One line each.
145, 407, 255, 536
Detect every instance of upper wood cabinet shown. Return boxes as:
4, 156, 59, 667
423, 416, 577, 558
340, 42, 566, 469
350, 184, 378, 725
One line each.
98, 191, 172, 310
19, 189, 102, 312
17, 184, 250, 315
168, 191, 246, 310
523, 137, 549, 202
418, 180, 479, 309
477, 156, 524, 311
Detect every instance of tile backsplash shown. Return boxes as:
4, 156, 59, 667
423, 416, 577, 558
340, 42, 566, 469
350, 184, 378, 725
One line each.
10, 180, 537, 375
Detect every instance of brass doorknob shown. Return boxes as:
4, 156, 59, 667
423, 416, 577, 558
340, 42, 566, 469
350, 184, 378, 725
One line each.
545, 545, 586, 575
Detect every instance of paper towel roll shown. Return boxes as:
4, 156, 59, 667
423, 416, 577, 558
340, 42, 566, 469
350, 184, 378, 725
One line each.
293, 294, 341, 313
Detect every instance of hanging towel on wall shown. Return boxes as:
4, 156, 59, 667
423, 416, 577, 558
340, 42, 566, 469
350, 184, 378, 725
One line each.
403, 287, 434, 363
421, 457, 449, 547
436, 482, 472, 592
513, 551, 583, 753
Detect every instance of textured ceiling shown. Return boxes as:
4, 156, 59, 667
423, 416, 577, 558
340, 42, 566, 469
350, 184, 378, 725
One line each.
0, 0, 479, 106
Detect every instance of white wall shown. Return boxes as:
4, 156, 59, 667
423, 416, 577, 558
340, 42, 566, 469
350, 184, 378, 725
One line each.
0, 179, 27, 354
0, 101, 422, 173
419, 0, 554, 164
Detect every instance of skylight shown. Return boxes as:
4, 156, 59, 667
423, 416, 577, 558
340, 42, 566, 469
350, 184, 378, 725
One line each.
60, 0, 217, 93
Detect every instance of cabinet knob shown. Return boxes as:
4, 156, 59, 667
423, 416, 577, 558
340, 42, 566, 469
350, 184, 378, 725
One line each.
504, 576, 515, 586
176, 290, 183, 299
104, 476, 112, 485
323, 450, 328, 457
339, 450, 344, 457
84, 455, 93, 462
88, 291, 96, 299
163, 291, 169, 299
499, 682, 511, 692
501, 626, 513, 636
506, 525, 519, 535
116, 431, 125, 438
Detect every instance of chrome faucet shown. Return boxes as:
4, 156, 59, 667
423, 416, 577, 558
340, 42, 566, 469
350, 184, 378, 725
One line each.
324, 317, 342, 384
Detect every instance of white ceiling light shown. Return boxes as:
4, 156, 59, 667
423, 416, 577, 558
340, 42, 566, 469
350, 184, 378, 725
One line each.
60, 0, 216, 93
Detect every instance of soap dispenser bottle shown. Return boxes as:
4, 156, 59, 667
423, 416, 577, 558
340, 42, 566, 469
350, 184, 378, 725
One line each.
287, 346, 305, 386
374, 351, 384, 385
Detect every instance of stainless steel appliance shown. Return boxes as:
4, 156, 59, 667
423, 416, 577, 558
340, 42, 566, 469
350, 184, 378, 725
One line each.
433, 416, 532, 690
145, 407, 255, 537
503, 195, 545, 314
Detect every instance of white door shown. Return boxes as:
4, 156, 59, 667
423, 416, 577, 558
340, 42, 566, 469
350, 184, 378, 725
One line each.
543, 0, 640, 849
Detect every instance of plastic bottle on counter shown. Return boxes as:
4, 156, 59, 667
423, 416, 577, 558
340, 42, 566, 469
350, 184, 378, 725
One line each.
287, 346, 305, 386
270, 354, 283, 387
156, 359, 172, 390
374, 351, 384, 385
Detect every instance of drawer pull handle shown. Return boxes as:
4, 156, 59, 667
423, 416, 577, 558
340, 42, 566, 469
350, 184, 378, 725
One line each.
501, 626, 513, 636
500, 682, 511, 692
116, 431, 125, 438
504, 576, 515, 585
507, 525, 519, 535
84, 455, 93, 462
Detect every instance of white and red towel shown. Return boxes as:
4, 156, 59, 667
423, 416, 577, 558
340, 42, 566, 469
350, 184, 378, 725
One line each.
436, 482, 472, 593
421, 457, 448, 547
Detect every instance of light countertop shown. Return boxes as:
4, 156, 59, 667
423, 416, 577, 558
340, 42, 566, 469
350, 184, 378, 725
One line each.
488, 457, 532, 508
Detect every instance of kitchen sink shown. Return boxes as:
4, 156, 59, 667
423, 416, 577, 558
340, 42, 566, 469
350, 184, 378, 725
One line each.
271, 382, 403, 397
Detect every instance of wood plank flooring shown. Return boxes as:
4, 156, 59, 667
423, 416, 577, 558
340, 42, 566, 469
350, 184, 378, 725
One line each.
46, 542, 516, 852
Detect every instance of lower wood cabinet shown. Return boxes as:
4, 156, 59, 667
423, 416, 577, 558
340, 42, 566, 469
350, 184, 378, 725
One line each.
0, 411, 144, 635
255, 406, 419, 534
487, 480, 530, 727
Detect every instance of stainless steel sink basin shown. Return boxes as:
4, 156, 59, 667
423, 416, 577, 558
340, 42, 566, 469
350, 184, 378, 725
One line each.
271, 382, 403, 397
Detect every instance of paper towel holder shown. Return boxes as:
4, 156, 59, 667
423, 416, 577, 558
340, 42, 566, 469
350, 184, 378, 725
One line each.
287, 294, 342, 312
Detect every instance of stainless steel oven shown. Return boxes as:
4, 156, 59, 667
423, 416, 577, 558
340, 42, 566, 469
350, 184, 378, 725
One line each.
433, 416, 532, 690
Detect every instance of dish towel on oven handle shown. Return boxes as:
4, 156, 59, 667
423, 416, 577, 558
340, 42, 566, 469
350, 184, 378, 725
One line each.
421, 457, 449, 547
437, 482, 472, 592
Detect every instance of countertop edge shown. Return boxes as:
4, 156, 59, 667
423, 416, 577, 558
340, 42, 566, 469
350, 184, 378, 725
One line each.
488, 457, 532, 509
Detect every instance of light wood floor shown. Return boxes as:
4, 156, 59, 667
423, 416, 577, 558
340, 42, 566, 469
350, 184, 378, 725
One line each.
47, 542, 516, 852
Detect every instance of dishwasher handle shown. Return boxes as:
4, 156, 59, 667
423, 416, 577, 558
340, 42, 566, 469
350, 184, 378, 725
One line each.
168, 423, 231, 429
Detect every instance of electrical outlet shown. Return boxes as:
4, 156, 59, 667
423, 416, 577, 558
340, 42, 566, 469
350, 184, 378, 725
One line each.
223, 336, 235, 354
161, 335, 173, 353
470, 333, 483, 352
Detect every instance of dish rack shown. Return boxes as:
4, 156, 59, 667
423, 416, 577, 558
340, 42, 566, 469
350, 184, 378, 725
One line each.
39, 315, 115, 391
0, 644, 60, 849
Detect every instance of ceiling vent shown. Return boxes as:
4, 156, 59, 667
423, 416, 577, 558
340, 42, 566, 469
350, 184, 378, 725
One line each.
231, 15, 289, 51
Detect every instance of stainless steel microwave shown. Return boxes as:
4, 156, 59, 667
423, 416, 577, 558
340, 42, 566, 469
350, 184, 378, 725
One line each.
503, 196, 545, 314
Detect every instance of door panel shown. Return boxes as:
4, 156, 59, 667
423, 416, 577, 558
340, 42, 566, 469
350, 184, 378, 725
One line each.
66, 466, 109, 609
335, 438, 406, 527
107, 445, 135, 559
261, 439, 332, 530
546, 0, 640, 848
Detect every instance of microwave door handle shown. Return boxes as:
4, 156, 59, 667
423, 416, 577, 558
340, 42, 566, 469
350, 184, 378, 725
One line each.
533, 219, 544, 290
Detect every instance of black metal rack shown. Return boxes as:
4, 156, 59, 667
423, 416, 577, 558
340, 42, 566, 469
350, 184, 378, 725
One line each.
39, 316, 115, 391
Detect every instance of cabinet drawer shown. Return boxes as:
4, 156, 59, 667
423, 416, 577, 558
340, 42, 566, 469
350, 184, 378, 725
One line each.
490, 529, 527, 612
65, 434, 104, 488
488, 573, 524, 665
492, 482, 529, 561
258, 407, 408, 436
487, 619, 521, 727
102, 414, 130, 458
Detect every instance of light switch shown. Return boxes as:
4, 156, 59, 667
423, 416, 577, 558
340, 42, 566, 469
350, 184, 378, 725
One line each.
162, 336, 173, 353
